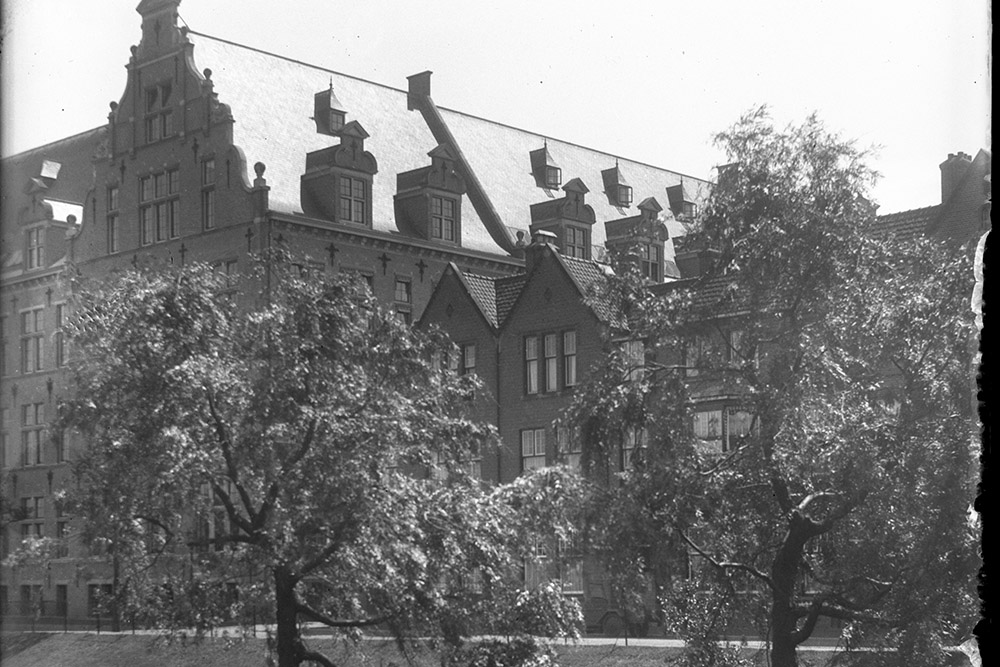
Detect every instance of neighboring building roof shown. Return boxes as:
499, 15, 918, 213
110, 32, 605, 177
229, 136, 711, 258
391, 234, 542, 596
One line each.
185, 31, 711, 258
558, 254, 620, 325
875, 205, 939, 243
1, 127, 105, 229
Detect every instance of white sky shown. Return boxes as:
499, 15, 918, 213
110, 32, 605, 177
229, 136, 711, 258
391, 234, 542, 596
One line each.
1, 0, 990, 213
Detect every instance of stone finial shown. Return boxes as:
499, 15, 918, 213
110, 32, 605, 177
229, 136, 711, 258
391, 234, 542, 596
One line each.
254, 162, 267, 185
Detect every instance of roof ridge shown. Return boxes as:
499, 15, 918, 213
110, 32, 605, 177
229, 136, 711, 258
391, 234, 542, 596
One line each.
877, 204, 940, 218
187, 30, 410, 96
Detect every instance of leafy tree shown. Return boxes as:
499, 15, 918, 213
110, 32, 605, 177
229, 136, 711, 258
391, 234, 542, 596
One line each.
568, 109, 979, 667
56, 251, 581, 667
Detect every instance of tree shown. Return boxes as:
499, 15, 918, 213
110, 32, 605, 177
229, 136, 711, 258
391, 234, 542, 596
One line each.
567, 109, 979, 667
57, 251, 581, 667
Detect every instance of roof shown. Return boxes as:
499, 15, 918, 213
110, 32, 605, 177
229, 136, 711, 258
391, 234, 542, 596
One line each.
1, 127, 105, 230
558, 254, 620, 325
874, 205, 938, 242
185, 31, 711, 258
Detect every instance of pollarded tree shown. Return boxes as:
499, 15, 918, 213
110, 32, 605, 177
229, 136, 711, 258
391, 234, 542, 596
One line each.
567, 109, 979, 667
57, 251, 581, 667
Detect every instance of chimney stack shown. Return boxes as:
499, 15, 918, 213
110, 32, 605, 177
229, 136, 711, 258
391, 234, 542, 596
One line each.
407, 71, 433, 110
940, 152, 972, 203
524, 229, 558, 272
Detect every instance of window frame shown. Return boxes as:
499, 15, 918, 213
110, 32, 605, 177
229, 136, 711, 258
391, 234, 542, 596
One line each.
338, 175, 368, 225
524, 335, 539, 395
564, 226, 590, 259
521, 428, 546, 471
201, 159, 216, 230
140, 168, 180, 244
25, 227, 44, 271
430, 195, 457, 243
20, 308, 44, 374
563, 330, 577, 387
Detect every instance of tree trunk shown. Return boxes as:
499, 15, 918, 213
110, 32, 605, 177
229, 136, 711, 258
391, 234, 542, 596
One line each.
769, 519, 806, 667
274, 566, 301, 667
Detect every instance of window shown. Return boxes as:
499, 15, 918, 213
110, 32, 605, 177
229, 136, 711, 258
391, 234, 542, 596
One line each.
525, 336, 539, 395
140, 168, 180, 244
521, 428, 546, 471
144, 82, 173, 143
545, 166, 562, 190
558, 539, 584, 594
563, 331, 577, 387
54, 304, 66, 368
56, 522, 69, 558
20, 308, 44, 374
726, 329, 758, 367
617, 184, 633, 206
693, 409, 723, 453
544, 334, 558, 393
557, 425, 582, 471
54, 429, 66, 463
725, 409, 755, 451
25, 227, 44, 270
56, 585, 68, 615
88, 583, 115, 617
623, 427, 647, 470
430, 196, 456, 242
201, 159, 216, 230
641, 243, 662, 281
623, 339, 645, 381
394, 277, 412, 324
339, 176, 367, 224
21, 403, 44, 466
564, 226, 589, 259
107, 186, 120, 253
461, 343, 476, 375
464, 441, 482, 479
19, 496, 44, 545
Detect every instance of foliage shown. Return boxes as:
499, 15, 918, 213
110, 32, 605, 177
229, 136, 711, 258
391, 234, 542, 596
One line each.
568, 109, 979, 667
55, 250, 580, 667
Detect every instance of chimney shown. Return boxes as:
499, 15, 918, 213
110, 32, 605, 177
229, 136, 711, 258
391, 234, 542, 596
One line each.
524, 229, 558, 272
407, 71, 433, 110
940, 152, 972, 203
675, 247, 721, 279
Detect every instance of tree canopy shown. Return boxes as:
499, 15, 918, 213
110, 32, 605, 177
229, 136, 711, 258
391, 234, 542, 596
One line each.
56, 252, 582, 667
568, 109, 979, 667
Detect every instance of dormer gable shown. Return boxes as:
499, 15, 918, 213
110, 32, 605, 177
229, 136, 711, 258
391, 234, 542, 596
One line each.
529, 178, 596, 260
300, 120, 378, 225
529, 144, 562, 190
666, 180, 699, 219
601, 164, 633, 208
394, 144, 468, 244
313, 84, 347, 136
605, 196, 669, 282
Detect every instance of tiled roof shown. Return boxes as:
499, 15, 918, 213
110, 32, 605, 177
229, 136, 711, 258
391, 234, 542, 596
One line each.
185, 32, 711, 258
495, 274, 528, 326
874, 205, 938, 242
461, 272, 499, 328
559, 254, 620, 325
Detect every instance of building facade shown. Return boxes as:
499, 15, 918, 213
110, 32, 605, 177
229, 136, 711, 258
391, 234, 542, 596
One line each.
0, 0, 709, 626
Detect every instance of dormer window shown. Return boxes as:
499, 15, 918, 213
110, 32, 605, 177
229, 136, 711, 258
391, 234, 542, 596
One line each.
394, 144, 466, 245
602, 165, 633, 207
314, 85, 347, 136
667, 181, 698, 219
301, 121, 378, 226
530, 145, 563, 190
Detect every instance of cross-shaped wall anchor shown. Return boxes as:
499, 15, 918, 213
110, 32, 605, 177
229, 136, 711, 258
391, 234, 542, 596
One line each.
378, 253, 391, 275
131, 254, 139, 268
416, 259, 428, 282
245, 226, 255, 252
326, 243, 339, 266
45, 287, 53, 306
179, 243, 187, 265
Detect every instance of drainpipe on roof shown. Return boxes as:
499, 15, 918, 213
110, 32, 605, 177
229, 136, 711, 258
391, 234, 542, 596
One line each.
495, 335, 503, 484
406, 71, 517, 254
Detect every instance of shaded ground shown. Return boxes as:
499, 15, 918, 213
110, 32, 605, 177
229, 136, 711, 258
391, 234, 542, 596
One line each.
0, 632, 856, 667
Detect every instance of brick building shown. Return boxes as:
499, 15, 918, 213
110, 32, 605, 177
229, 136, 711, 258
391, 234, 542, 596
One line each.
0, 0, 709, 625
